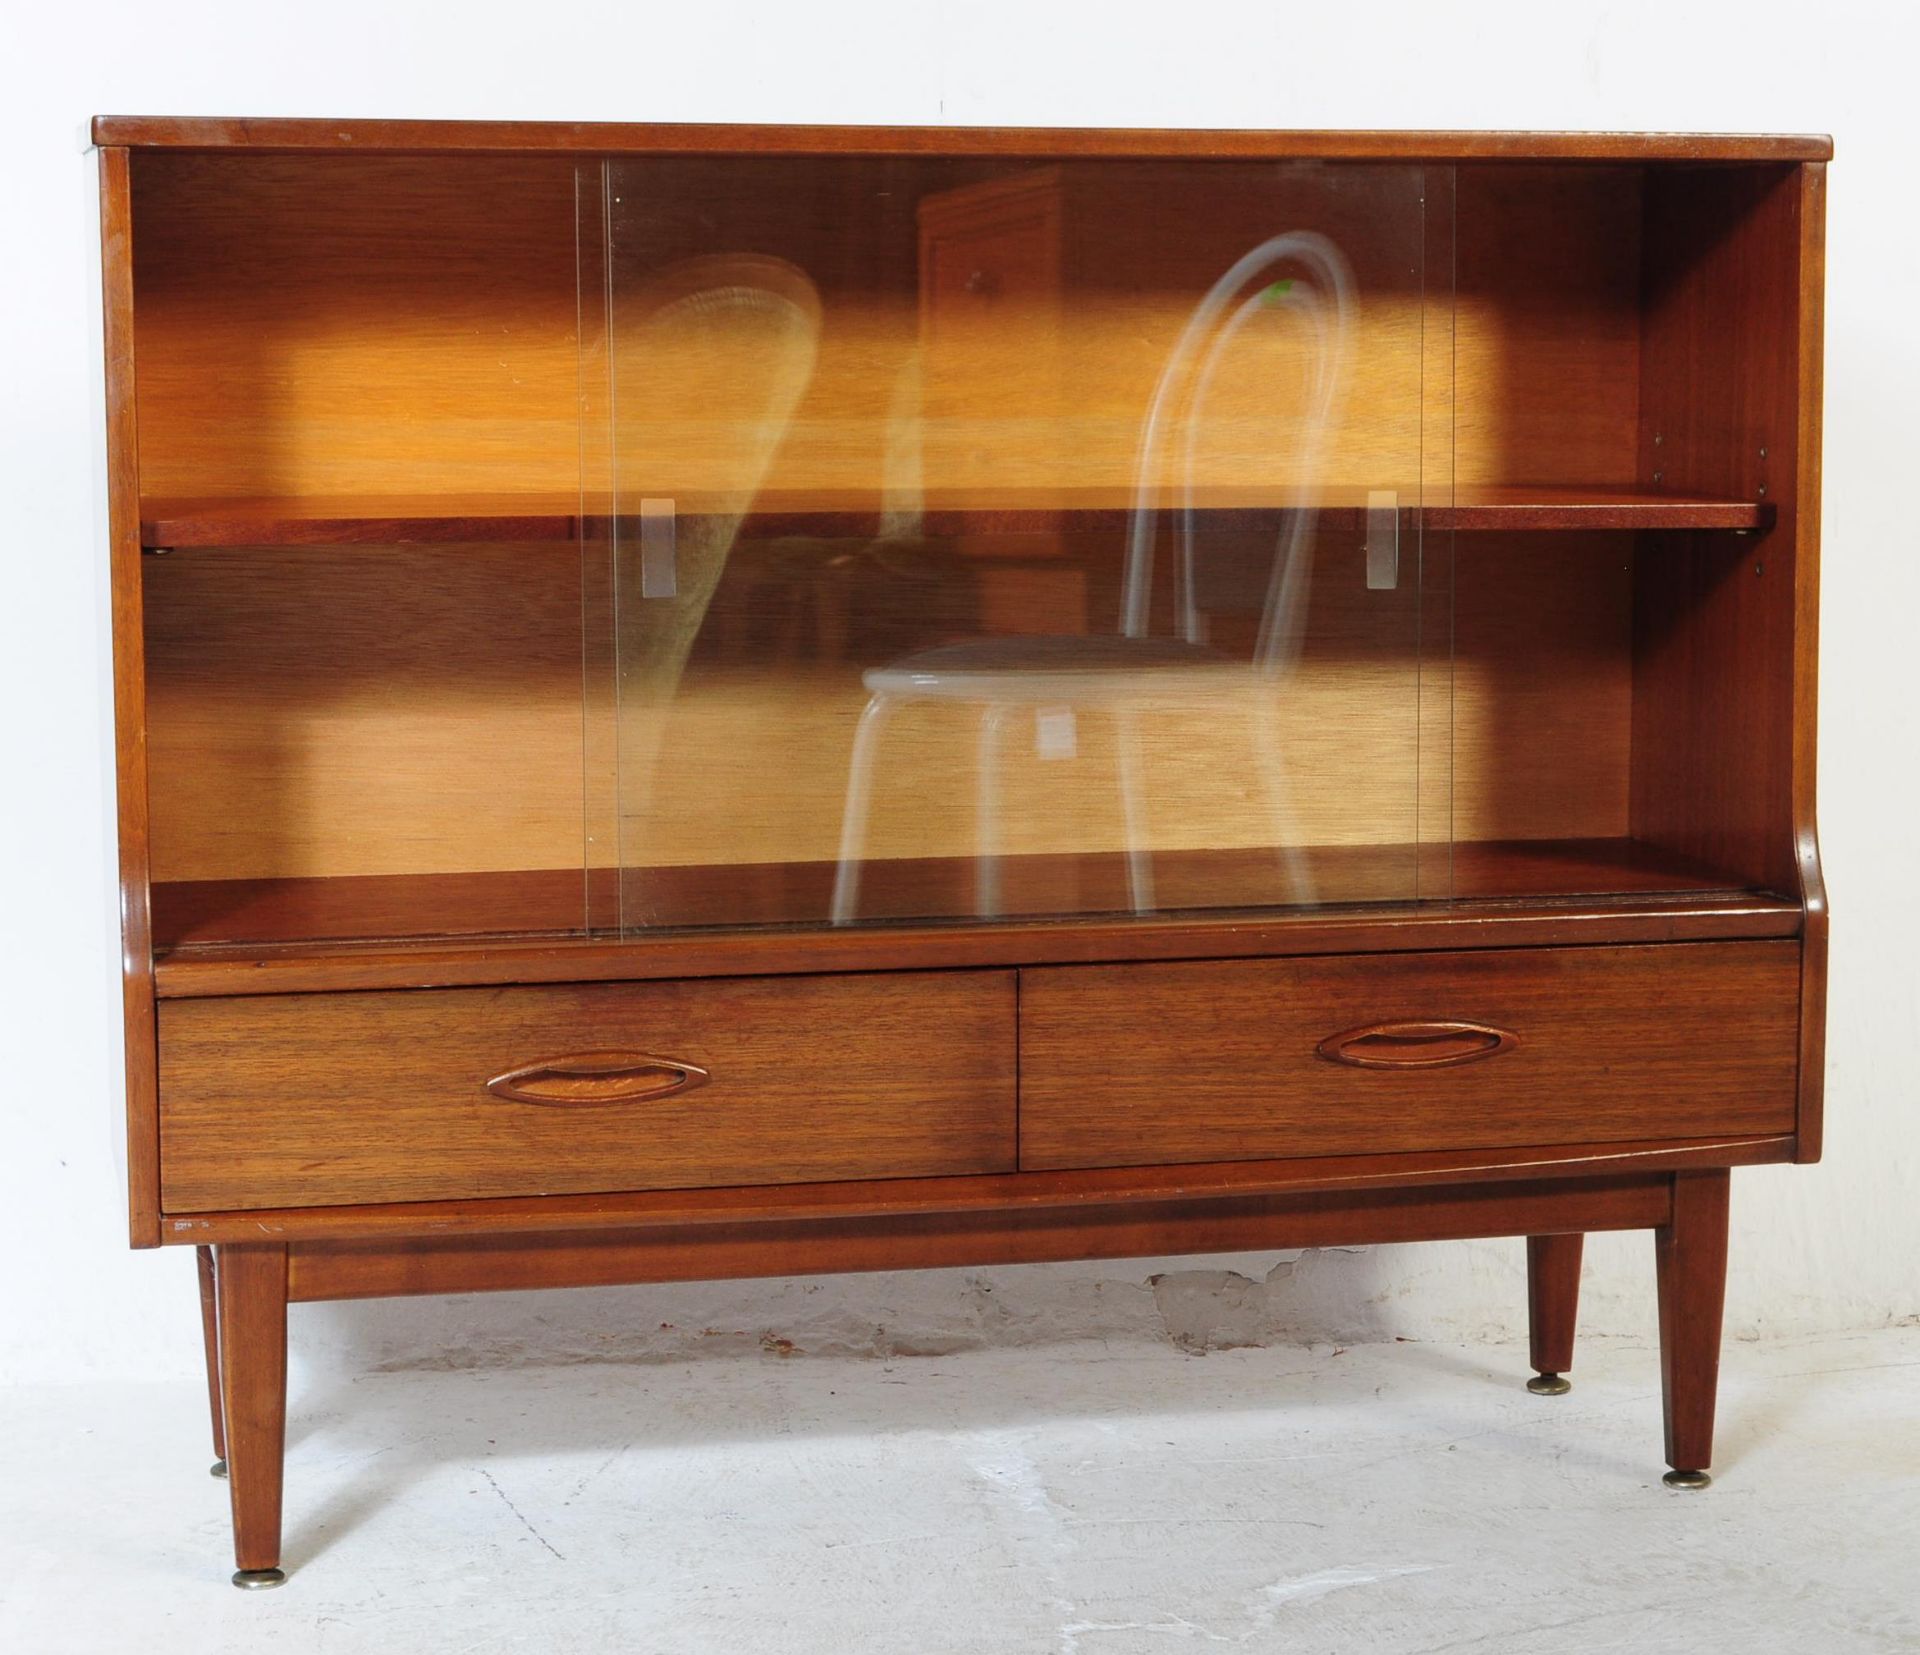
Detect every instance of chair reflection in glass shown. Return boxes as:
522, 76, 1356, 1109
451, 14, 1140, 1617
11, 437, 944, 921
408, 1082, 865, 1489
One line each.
604, 253, 820, 923
829, 232, 1355, 924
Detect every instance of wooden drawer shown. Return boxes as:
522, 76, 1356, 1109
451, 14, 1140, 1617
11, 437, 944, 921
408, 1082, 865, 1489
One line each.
159, 971, 1016, 1211
919, 171, 1063, 334
1020, 942, 1800, 1171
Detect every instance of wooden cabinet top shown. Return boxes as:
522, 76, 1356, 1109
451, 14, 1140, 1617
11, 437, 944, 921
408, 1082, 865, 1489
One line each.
90, 116, 1833, 163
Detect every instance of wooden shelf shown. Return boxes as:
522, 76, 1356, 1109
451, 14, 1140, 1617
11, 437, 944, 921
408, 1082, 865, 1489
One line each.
143, 493, 581, 549
140, 485, 1774, 550
149, 837, 1799, 998
1435, 485, 1773, 532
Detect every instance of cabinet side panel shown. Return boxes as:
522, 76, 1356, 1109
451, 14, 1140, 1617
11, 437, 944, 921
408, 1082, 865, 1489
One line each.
100, 146, 161, 1246
1634, 161, 1825, 1158
1791, 163, 1827, 1161
1633, 166, 1805, 894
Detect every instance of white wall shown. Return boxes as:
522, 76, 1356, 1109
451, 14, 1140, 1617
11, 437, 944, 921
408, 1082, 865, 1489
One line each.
2, 0, 1914, 1387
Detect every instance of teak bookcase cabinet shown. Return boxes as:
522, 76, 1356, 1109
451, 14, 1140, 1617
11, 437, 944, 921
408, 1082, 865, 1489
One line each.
92, 117, 1829, 1588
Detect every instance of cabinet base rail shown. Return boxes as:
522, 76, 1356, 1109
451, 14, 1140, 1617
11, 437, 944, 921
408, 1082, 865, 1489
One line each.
198, 1167, 1733, 1586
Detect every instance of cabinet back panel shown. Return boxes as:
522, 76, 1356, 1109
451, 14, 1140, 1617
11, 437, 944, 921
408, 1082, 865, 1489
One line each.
144, 545, 586, 882
1453, 164, 1644, 486
144, 534, 1630, 883
1450, 533, 1633, 844
131, 154, 1643, 503
131, 154, 583, 499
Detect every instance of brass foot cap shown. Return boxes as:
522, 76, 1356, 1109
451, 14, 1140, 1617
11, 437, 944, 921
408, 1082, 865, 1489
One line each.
1663, 1469, 1712, 1491
210, 1459, 228, 1479
232, 1568, 287, 1591
1526, 1372, 1572, 1396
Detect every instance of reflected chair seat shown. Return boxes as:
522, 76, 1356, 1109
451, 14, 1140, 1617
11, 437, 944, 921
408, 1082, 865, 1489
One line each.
833, 635, 1310, 926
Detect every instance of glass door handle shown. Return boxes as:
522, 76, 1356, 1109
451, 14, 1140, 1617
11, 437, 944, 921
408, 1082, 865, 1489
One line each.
1364, 489, 1399, 590
639, 497, 678, 598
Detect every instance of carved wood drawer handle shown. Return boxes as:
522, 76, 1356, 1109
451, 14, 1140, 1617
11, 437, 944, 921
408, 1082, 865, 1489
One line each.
485, 1052, 711, 1106
1316, 1021, 1519, 1070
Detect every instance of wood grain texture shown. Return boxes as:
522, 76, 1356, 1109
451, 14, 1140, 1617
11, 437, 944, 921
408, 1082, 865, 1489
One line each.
159, 971, 1016, 1211
90, 117, 1834, 162
1527, 1232, 1584, 1376
129, 154, 1670, 895
1656, 1168, 1731, 1472
1791, 164, 1829, 1164
1019, 942, 1801, 1170
1437, 485, 1771, 532
144, 537, 1630, 884
149, 882, 1803, 999
901, 162, 1428, 500
143, 493, 580, 548
162, 1133, 1794, 1247
99, 146, 162, 1247
589, 160, 1425, 504
195, 1246, 226, 1461
284, 1174, 1674, 1303
1454, 165, 1643, 486
149, 836, 1746, 951
136, 484, 1773, 549
1451, 534, 1635, 845
143, 531, 1641, 890
120, 155, 1651, 508
122, 150, 1654, 512
1634, 165, 1804, 895
94, 126, 1831, 1572
142, 539, 1636, 889
143, 543, 585, 884
1631, 532, 1790, 886
215, 1244, 288, 1574
1633, 161, 1827, 1159
130, 154, 580, 501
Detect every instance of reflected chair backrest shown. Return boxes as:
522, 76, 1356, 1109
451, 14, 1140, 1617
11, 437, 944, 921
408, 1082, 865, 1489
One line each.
606, 254, 822, 874
1119, 232, 1354, 675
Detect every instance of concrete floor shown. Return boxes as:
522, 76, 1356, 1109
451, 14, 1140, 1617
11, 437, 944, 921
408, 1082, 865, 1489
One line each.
3, 1328, 1917, 1653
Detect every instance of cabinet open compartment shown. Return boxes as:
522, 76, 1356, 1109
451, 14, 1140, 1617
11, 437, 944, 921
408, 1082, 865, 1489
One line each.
130, 149, 1809, 971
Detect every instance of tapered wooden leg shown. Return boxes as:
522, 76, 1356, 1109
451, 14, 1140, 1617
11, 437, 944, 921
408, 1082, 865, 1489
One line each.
1525, 1233, 1583, 1394
1655, 1169, 1730, 1489
217, 1243, 290, 1587
196, 1247, 229, 1476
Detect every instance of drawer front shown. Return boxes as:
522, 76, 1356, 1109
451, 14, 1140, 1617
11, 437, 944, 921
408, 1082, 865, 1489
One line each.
1020, 942, 1800, 1171
160, 971, 1016, 1211
925, 214, 1060, 327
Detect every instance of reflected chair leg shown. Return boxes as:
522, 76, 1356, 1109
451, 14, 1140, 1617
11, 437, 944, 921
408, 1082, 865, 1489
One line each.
976, 704, 1009, 917
1114, 703, 1155, 913
196, 1246, 228, 1476
1525, 1233, 1583, 1394
218, 1243, 290, 1588
1656, 1169, 1731, 1490
830, 696, 894, 925
1248, 695, 1315, 904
